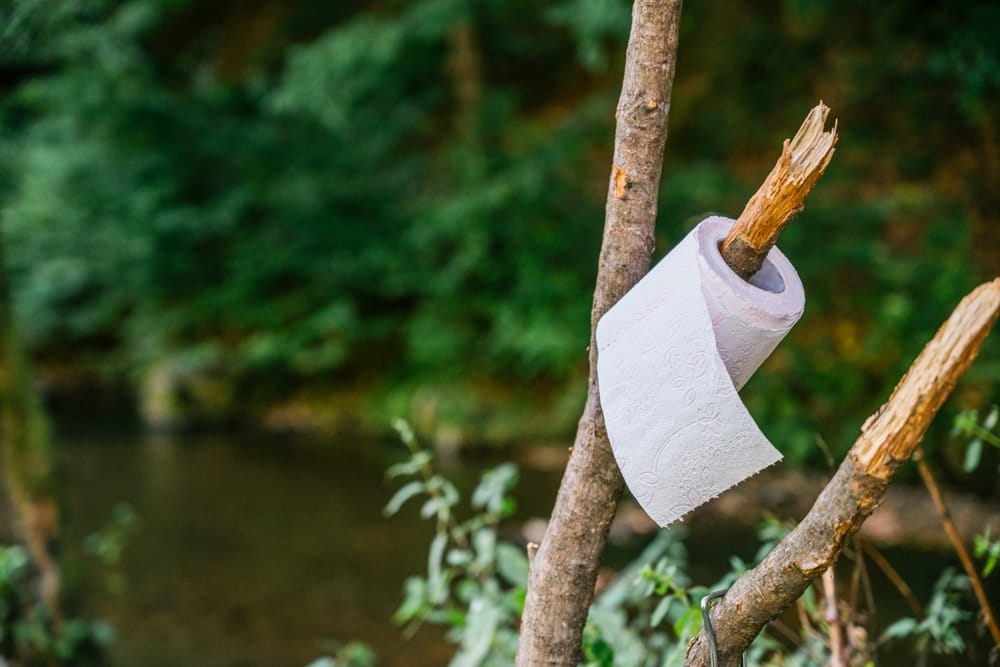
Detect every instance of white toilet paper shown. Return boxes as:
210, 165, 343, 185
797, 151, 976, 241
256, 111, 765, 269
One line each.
596, 216, 805, 526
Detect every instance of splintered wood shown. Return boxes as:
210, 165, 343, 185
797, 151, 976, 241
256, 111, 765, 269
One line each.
853, 278, 1000, 477
685, 279, 1000, 667
721, 103, 838, 280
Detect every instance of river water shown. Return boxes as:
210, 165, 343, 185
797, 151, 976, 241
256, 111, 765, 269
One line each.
55, 420, 996, 667
59, 423, 508, 667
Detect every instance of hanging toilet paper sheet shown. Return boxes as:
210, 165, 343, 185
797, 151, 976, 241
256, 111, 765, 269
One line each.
596, 216, 805, 526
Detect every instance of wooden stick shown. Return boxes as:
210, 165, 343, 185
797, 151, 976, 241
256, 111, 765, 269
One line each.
858, 539, 924, 618
515, 2, 683, 665
915, 449, 1000, 646
822, 568, 848, 667
685, 279, 1000, 667
721, 103, 838, 280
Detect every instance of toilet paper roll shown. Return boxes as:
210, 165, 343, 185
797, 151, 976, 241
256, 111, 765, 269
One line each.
596, 216, 805, 526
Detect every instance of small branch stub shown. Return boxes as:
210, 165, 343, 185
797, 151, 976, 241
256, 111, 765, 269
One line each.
721, 102, 838, 280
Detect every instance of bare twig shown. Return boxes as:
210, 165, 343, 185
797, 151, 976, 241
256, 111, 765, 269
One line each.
915, 448, 1000, 646
850, 538, 881, 666
515, 2, 683, 664
822, 568, 848, 667
858, 539, 924, 618
721, 103, 838, 280
686, 279, 1000, 667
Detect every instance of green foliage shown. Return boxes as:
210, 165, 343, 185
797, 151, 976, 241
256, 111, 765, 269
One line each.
952, 405, 1000, 473
546, 0, 630, 71
384, 420, 523, 664
973, 527, 1000, 578
84, 501, 139, 595
0, 545, 112, 665
882, 568, 972, 656
0, 0, 997, 457
385, 423, 959, 666
382, 429, 996, 664
383, 421, 720, 666
306, 641, 376, 667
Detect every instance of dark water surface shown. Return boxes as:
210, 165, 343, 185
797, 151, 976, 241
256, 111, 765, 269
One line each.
58, 422, 560, 667
56, 420, 996, 667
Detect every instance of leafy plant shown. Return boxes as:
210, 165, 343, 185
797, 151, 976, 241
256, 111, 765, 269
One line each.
953, 405, 1000, 473
882, 568, 972, 656
382, 422, 866, 667
384, 419, 524, 665
84, 501, 139, 595
973, 527, 1000, 578
381, 425, 995, 665
0, 544, 112, 666
306, 641, 376, 667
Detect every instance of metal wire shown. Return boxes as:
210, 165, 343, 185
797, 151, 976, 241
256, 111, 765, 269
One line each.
700, 589, 747, 667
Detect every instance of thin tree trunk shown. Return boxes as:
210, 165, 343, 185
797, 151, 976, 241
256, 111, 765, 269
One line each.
516, 2, 683, 664
685, 279, 1000, 667
0, 229, 61, 617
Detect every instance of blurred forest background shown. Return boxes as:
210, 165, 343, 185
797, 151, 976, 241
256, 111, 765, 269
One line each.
1, 1, 999, 484
1, 0, 999, 666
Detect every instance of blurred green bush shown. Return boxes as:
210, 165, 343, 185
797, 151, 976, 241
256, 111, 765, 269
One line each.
0, 0, 996, 472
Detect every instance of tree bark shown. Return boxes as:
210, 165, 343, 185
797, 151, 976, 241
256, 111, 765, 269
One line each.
515, 2, 683, 664
0, 228, 61, 616
685, 279, 1000, 667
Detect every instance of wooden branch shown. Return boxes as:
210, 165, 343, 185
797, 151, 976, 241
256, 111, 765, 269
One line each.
515, 2, 684, 664
822, 568, 847, 667
721, 103, 838, 280
915, 449, 1000, 646
685, 279, 1000, 667
858, 539, 924, 618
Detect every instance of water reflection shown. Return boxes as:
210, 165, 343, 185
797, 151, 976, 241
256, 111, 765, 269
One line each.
59, 425, 484, 667
55, 422, 993, 667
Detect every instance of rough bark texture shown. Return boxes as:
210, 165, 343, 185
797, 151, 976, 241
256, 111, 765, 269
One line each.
0, 229, 61, 615
720, 103, 837, 280
515, 2, 683, 664
685, 279, 1000, 667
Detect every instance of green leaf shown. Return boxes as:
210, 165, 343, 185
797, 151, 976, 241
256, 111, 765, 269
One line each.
650, 596, 671, 628
447, 548, 472, 567
495, 543, 529, 587
883, 617, 919, 639
420, 497, 440, 519
384, 480, 424, 516
583, 636, 615, 667
952, 409, 978, 436
392, 418, 416, 446
963, 438, 983, 472
984, 551, 998, 578
386, 451, 432, 478
672, 605, 702, 639
984, 405, 998, 430
472, 528, 496, 571
471, 463, 518, 514
448, 596, 500, 667
393, 577, 428, 625
428, 533, 448, 604
306, 659, 336, 667
975, 529, 990, 556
